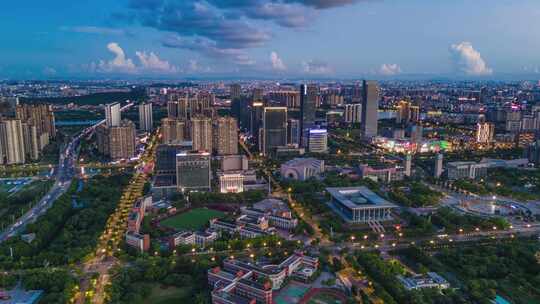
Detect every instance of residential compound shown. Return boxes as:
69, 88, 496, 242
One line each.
96, 120, 136, 161
0, 104, 56, 164
208, 252, 319, 304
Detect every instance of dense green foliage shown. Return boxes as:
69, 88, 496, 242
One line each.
0, 174, 131, 268
431, 207, 509, 233
389, 181, 443, 207
0, 180, 54, 229
400, 240, 540, 304
106, 257, 211, 304
354, 251, 466, 304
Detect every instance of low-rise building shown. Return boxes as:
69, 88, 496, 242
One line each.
209, 252, 319, 304
280, 157, 324, 181
358, 164, 405, 183
327, 187, 397, 224
218, 172, 245, 193
125, 231, 150, 252
446, 161, 489, 180
397, 272, 450, 290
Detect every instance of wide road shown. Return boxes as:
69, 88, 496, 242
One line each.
0, 102, 133, 243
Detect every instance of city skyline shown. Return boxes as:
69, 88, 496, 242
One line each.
3, 0, 540, 79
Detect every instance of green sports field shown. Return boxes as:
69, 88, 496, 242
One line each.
160, 208, 225, 230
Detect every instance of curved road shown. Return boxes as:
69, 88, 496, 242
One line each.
0, 102, 133, 243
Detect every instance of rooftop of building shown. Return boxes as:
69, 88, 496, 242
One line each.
326, 186, 397, 209
0, 289, 43, 304
281, 157, 323, 167
253, 198, 291, 214
153, 174, 176, 187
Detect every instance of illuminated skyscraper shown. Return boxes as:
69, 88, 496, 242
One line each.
138, 103, 153, 132
262, 107, 287, 155
344, 104, 362, 123
476, 122, 495, 143
0, 119, 25, 164
191, 116, 213, 152
361, 80, 379, 139
214, 116, 238, 155
300, 84, 317, 146
308, 129, 328, 153
176, 151, 211, 192
161, 118, 186, 144
104, 102, 121, 127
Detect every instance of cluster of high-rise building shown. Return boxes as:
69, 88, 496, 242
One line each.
0, 103, 56, 164
230, 80, 380, 156
96, 103, 137, 161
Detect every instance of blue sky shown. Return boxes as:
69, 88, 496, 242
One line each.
1, 0, 540, 79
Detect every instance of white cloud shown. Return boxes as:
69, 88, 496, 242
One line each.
379, 63, 401, 76
302, 60, 333, 74
97, 42, 137, 73
88, 42, 184, 74
60, 26, 127, 36
450, 42, 493, 76
135, 51, 178, 73
42, 67, 57, 76
270, 51, 287, 71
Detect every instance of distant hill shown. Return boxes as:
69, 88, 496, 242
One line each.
21, 88, 146, 106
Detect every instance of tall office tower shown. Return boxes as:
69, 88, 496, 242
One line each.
434, 153, 443, 179
108, 120, 136, 160
344, 104, 362, 123
214, 116, 238, 156
167, 100, 179, 119
361, 80, 379, 139
105, 102, 121, 127
161, 118, 186, 144
299, 84, 317, 146
176, 151, 211, 192
15, 104, 56, 138
308, 129, 328, 153
231, 96, 250, 130
410, 105, 420, 122
287, 119, 300, 145
262, 107, 288, 155
230, 83, 242, 100
191, 116, 213, 152
138, 103, 153, 132
0, 120, 25, 164
476, 122, 495, 143
404, 154, 412, 177
252, 88, 263, 102
22, 123, 39, 161
396, 100, 411, 124
250, 101, 264, 141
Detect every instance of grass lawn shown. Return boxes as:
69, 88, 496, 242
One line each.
307, 293, 344, 304
160, 208, 225, 230
134, 285, 193, 304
